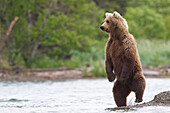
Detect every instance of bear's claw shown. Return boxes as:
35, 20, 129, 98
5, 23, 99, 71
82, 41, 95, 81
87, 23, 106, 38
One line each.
135, 99, 143, 103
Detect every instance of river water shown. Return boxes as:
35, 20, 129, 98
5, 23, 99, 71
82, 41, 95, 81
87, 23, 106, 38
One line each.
0, 78, 169, 113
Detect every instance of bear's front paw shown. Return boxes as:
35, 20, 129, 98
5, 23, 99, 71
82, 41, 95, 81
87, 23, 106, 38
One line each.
107, 73, 115, 82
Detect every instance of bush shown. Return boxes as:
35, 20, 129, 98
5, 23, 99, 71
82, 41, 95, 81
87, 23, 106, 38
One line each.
125, 7, 167, 39
137, 39, 170, 66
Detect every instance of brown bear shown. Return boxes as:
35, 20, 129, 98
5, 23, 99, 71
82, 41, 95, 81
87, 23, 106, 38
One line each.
100, 11, 146, 107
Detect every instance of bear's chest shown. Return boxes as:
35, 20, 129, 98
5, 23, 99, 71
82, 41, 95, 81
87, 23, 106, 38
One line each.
108, 40, 124, 74
109, 40, 123, 60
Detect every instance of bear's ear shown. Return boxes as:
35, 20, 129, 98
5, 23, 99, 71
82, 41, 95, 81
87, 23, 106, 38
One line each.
113, 11, 121, 18
105, 12, 112, 17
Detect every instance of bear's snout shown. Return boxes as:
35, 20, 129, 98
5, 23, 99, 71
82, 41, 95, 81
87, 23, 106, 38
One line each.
100, 26, 104, 31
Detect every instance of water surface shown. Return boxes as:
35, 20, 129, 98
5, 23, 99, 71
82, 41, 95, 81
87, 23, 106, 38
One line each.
0, 78, 169, 113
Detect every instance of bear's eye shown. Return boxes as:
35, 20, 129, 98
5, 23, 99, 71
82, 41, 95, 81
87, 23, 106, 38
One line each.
106, 20, 109, 23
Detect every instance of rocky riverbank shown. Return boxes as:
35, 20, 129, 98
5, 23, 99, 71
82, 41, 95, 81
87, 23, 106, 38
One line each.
0, 67, 83, 81
136, 91, 170, 107
0, 66, 169, 81
106, 91, 170, 111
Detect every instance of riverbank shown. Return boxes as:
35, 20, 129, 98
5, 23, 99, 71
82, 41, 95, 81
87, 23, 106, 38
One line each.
106, 91, 170, 111
0, 65, 169, 81
0, 67, 82, 81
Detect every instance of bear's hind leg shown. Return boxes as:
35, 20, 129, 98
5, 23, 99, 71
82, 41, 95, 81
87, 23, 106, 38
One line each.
113, 81, 131, 107
130, 75, 146, 103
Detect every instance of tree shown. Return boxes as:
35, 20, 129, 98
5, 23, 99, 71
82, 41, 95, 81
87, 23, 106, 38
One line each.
0, 0, 105, 68
125, 7, 166, 39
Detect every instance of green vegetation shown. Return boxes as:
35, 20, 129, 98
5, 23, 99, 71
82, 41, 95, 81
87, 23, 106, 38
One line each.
125, 7, 166, 39
58, 39, 170, 77
0, 0, 169, 77
137, 39, 170, 66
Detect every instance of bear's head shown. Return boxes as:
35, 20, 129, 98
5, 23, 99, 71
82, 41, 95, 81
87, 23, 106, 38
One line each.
100, 11, 128, 33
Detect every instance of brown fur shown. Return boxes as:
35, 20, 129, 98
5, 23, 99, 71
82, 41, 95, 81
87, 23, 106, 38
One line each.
100, 12, 146, 107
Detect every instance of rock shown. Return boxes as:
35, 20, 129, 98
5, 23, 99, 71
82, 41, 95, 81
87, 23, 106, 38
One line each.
106, 91, 170, 111
137, 91, 170, 107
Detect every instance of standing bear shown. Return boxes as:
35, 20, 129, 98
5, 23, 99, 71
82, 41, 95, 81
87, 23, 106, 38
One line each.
100, 11, 146, 107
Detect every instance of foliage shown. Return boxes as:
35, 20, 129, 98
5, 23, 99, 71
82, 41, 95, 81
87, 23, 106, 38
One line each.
93, 0, 128, 15
90, 61, 106, 77
0, 0, 104, 68
136, 39, 170, 66
127, 0, 170, 39
71, 39, 170, 77
0, 0, 169, 71
125, 7, 166, 39
127, 0, 170, 15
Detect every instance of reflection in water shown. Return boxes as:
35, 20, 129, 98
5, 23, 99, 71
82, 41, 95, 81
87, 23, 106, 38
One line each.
0, 78, 169, 113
